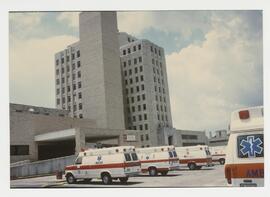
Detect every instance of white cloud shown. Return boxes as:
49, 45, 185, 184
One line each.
117, 12, 154, 35
166, 14, 262, 131
9, 12, 44, 27
57, 12, 79, 28
10, 35, 79, 108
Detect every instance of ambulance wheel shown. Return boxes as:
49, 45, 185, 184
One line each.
119, 177, 129, 184
66, 173, 76, 184
188, 163, 197, 170
101, 173, 112, 185
219, 159, 225, 165
161, 171, 168, 176
149, 167, 157, 176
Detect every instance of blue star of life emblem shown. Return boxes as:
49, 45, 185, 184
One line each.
240, 136, 263, 157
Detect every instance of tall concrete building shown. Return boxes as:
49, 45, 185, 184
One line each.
55, 12, 125, 130
119, 32, 174, 146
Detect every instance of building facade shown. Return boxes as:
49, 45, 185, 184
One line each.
208, 129, 229, 146
119, 32, 174, 146
55, 12, 125, 130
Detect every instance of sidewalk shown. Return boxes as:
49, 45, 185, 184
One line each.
10, 175, 66, 188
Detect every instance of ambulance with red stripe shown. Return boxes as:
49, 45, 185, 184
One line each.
225, 106, 264, 187
136, 146, 179, 176
64, 146, 141, 185
209, 146, 226, 165
175, 145, 212, 170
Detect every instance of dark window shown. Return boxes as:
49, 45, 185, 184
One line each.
128, 48, 131, 54
142, 94, 146, 100
79, 114, 83, 119
10, 145, 29, 155
123, 61, 126, 67
140, 75, 144, 81
154, 48, 157, 54
137, 95, 140, 101
150, 46, 153, 52
72, 53, 75, 60
136, 86, 139, 92
131, 153, 138, 161
133, 46, 136, 52
56, 69, 59, 75
139, 114, 142, 120
128, 60, 131, 66
138, 105, 141, 112
78, 82, 82, 88
237, 134, 264, 158
72, 63, 75, 70
124, 153, 132, 161
77, 50, 80, 58
77, 61, 81, 68
75, 157, 82, 164
158, 50, 161, 56
144, 114, 147, 120
57, 98, 60, 105
129, 78, 133, 84
132, 106, 135, 112
57, 88, 60, 95
139, 56, 142, 63
134, 58, 137, 65
146, 134, 149, 140
61, 67, 65, 74
78, 92, 82, 99
141, 135, 144, 141
152, 58, 154, 64
61, 58, 64, 64
141, 84, 144, 91
182, 135, 198, 140
143, 104, 146, 110
79, 103, 82, 110
123, 50, 126, 55
56, 59, 59, 65
78, 71, 81, 78
61, 77, 65, 83
124, 70, 127, 76
135, 67, 138, 74
138, 44, 141, 50
133, 116, 136, 121
140, 66, 143, 72
66, 56, 70, 62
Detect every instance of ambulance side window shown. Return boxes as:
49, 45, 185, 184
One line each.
124, 153, 132, 161
75, 156, 82, 165
172, 151, 177, 157
237, 134, 264, 158
131, 153, 138, 161
169, 151, 173, 158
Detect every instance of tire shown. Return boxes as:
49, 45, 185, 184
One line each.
149, 167, 158, 176
219, 159, 225, 165
66, 173, 76, 184
101, 173, 112, 185
161, 171, 168, 176
188, 163, 197, 170
119, 177, 128, 184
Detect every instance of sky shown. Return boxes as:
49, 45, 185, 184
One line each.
9, 11, 263, 134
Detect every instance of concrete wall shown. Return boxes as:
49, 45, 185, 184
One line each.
10, 109, 96, 163
79, 12, 125, 130
175, 129, 208, 147
10, 155, 76, 179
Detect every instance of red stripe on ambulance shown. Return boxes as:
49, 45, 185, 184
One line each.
225, 163, 264, 179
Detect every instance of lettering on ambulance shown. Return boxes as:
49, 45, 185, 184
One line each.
246, 169, 264, 178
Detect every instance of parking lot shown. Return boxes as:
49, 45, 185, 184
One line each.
11, 165, 227, 188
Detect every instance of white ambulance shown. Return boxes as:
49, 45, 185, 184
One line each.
175, 145, 212, 170
64, 146, 141, 185
209, 146, 226, 165
225, 106, 264, 187
136, 146, 179, 176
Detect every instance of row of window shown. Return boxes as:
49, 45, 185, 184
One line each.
152, 58, 163, 67
122, 44, 142, 55
157, 113, 168, 122
126, 93, 146, 104
155, 95, 167, 103
141, 134, 149, 141
128, 113, 148, 122
125, 75, 144, 86
125, 85, 145, 96
156, 104, 167, 112
56, 71, 81, 85
56, 92, 82, 105
123, 65, 143, 76
153, 67, 164, 77
57, 82, 82, 95
56, 50, 80, 65
128, 124, 148, 131
127, 103, 147, 113
150, 45, 162, 56
122, 56, 142, 68
153, 76, 165, 85
56, 61, 81, 75
154, 85, 166, 94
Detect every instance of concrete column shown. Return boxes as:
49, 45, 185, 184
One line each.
75, 128, 86, 153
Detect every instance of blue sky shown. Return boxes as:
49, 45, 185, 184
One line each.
9, 11, 263, 133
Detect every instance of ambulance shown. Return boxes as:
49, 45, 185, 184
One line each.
64, 146, 141, 185
175, 145, 212, 170
136, 146, 179, 176
225, 106, 264, 187
209, 146, 226, 165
